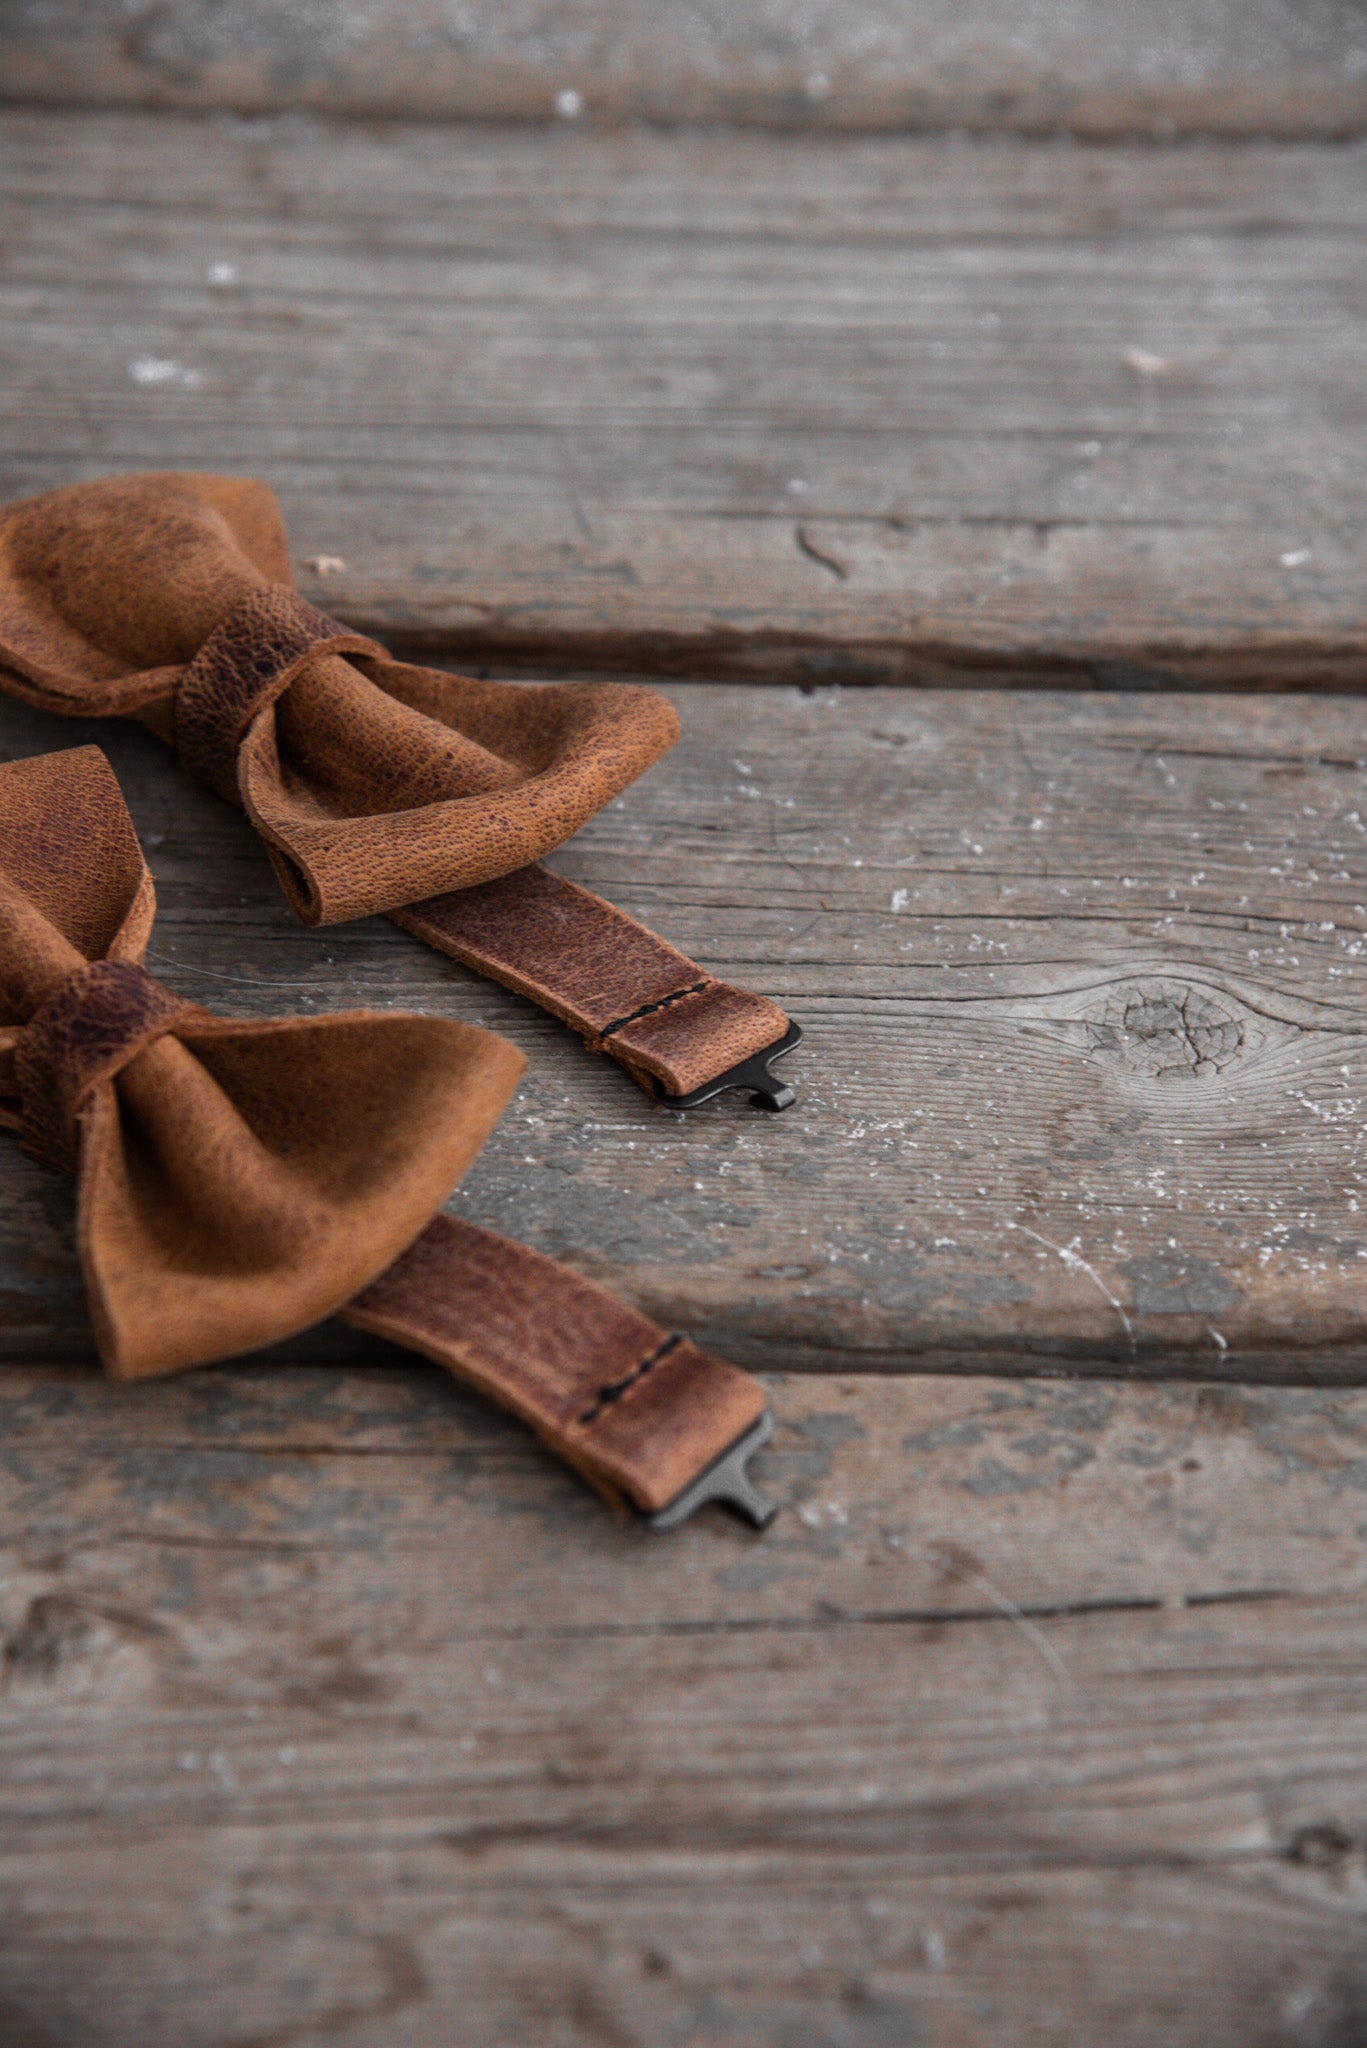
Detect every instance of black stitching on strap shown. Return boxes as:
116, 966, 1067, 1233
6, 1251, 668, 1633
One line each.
577, 1333, 682, 1427
600, 982, 710, 1042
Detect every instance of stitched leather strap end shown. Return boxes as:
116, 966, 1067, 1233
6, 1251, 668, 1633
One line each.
342, 1213, 770, 1517
398, 864, 794, 1103
602, 979, 789, 1097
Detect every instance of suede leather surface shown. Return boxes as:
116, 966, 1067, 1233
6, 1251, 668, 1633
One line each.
0, 746, 525, 1379
0, 472, 681, 924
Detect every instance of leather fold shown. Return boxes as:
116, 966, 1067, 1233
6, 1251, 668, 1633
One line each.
0, 472, 681, 924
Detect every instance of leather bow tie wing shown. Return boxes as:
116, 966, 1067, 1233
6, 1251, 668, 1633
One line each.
0, 473, 800, 1110
0, 471, 681, 923
0, 746, 525, 1380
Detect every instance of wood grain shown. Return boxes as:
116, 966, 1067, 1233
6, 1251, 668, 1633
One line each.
6, 0, 1367, 136
4, 111, 1366, 683
4, 684, 1367, 1377
5, 1361, 1367, 2045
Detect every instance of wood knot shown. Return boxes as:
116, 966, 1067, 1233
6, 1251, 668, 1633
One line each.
1084, 978, 1244, 1082
2, 1593, 164, 1699
1286, 1822, 1356, 1870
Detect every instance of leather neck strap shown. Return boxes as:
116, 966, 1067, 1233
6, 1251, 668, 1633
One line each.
396, 865, 795, 1103
344, 1213, 773, 1519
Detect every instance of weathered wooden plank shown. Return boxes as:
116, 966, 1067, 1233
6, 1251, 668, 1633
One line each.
5, 1362, 1367, 2045
7, 1362, 1367, 1633
4, 684, 1367, 1376
6, 1854, 1364, 2048
5, 0, 1367, 137
3, 111, 1365, 683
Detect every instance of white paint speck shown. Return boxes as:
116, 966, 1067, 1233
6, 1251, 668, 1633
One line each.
207, 260, 237, 286
890, 888, 909, 912
1124, 347, 1178, 378
798, 1499, 849, 1527
128, 356, 202, 389
555, 88, 584, 118
304, 554, 347, 577
1280, 548, 1312, 568
208, 1751, 237, 1792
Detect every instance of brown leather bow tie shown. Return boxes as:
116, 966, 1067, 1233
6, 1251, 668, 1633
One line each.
0, 745, 776, 1527
0, 473, 800, 1111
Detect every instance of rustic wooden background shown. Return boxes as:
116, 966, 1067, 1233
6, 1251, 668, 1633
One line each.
4, 9, 1367, 2043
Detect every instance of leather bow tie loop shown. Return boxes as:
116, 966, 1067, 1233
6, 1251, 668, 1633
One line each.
0, 745, 526, 1381
0, 471, 681, 927
175, 584, 383, 807
16, 959, 204, 1175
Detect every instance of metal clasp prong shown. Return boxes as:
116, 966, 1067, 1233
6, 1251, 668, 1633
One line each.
653, 1020, 803, 1113
644, 1408, 778, 1532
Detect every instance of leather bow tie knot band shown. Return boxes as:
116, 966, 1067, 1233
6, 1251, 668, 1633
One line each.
0, 745, 777, 1528
0, 473, 801, 1111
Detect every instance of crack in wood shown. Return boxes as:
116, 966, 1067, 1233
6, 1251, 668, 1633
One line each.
794, 524, 850, 582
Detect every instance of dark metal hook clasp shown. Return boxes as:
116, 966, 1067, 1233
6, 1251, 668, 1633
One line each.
654, 1020, 803, 1113
644, 1409, 778, 1532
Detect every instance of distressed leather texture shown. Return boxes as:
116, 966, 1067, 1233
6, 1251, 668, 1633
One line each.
17, 959, 203, 1173
398, 868, 790, 1094
176, 584, 384, 807
0, 745, 771, 1513
347, 1215, 768, 1514
0, 472, 794, 1094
